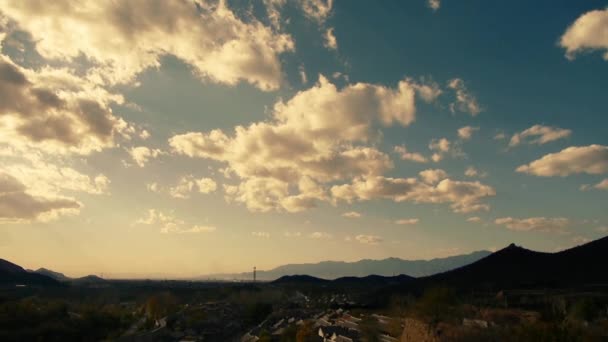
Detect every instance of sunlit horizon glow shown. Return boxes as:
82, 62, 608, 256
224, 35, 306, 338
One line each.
0, 0, 607, 278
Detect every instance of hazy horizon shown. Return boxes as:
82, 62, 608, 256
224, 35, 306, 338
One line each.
1, 0, 607, 278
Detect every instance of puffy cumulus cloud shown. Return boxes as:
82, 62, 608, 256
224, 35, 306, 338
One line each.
0, 171, 81, 223
169, 176, 218, 199
516, 145, 608, 177
509, 125, 571, 147
0, 0, 294, 91
395, 218, 419, 225
427, 0, 441, 11
447, 78, 481, 116
0, 55, 132, 155
323, 27, 338, 50
560, 8, 608, 61
494, 132, 507, 140
135, 209, 215, 234
299, 0, 334, 24
252, 231, 270, 238
128, 146, 163, 167
494, 217, 570, 233
419, 169, 448, 185
394, 145, 428, 163
0, 150, 110, 198
355, 234, 382, 244
593, 179, 608, 190
457, 126, 479, 140
331, 174, 495, 214
196, 178, 218, 194
171, 76, 437, 212
310, 231, 332, 239
342, 211, 361, 218
466, 216, 482, 223
429, 138, 451, 153
428, 138, 464, 162
464, 166, 487, 178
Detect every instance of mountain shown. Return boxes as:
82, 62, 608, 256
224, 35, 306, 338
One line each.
420, 236, 608, 290
70, 275, 107, 284
272, 274, 415, 288
0, 258, 59, 286
202, 250, 491, 281
33, 268, 71, 281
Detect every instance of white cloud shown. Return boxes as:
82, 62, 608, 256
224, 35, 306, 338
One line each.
394, 218, 419, 225
128, 146, 163, 167
355, 234, 382, 244
509, 125, 571, 147
169, 176, 218, 198
572, 236, 591, 245
597, 226, 608, 233
427, 0, 441, 11
342, 211, 362, 218
310, 231, 332, 239
0, 54, 132, 155
323, 27, 338, 50
560, 8, 608, 61
457, 126, 479, 140
284, 231, 302, 238
299, 0, 334, 24
171, 75, 436, 212
0, 171, 81, 223
196, 178, 218, 194
252, 231, 271, 238
593, 178, 608, 190
134, 209, 213, 234
394, 145, 428, 163
447, 78, 481, 116
494, 132, 506, 140
464, 166, 487, 178
0, 0, 294, 91
428, 138, 464, 162
516, 145, 608, 177
494, 217, 570, 233
466, 216, 482, 223
419, 169, 448, 184
298, 64, 308, 84
331, 174, 495, 214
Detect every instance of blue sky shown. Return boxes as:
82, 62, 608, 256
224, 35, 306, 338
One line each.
0, 0, 607, 277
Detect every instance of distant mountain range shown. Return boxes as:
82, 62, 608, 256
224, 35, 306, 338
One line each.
272, 236, 608, 291
200, 250, 491, 281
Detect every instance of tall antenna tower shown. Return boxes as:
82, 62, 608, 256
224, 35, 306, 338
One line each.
253, 266, 256, 283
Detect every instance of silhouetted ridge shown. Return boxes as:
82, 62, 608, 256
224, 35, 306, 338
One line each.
420, 235, 608, 289
272, 275, 329, 284
0, 258, 60, 286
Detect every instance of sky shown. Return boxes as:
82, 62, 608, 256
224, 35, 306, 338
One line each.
0, 0, 607, 278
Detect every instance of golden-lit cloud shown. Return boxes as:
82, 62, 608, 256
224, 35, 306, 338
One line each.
394, 218, 419, 225
516, 145, 608, 176
0, 0, 294, 90
0, 171, 81, 223
509, 125, 571, 147
394, 145, 429, 163
171, 75, 439, 212
494, 217, 570, 233
0, 55, 131, 155
447, 78, 481, 116
355, 234, 382, 244
331, 175, 495, 214
560, 8, 608, 61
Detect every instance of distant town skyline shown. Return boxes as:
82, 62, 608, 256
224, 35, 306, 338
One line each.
1, 0, 607, 278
